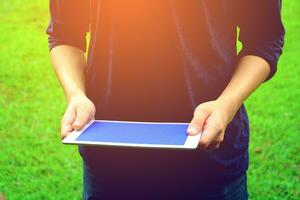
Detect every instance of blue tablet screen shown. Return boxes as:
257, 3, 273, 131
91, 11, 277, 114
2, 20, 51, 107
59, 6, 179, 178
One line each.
75, 121, 189, 145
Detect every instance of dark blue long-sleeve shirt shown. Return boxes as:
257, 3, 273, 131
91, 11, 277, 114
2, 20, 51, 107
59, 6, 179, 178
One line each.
47, 0, 284, 184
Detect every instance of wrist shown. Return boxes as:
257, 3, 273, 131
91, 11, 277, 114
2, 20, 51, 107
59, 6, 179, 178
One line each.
66, 88, 86, 103
216, 95, 241, 123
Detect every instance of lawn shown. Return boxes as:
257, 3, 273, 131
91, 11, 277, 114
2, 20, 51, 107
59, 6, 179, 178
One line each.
0, 1, 299, 199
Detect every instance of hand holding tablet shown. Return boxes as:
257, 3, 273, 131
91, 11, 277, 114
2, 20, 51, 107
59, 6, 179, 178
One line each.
63, 120, 201, 149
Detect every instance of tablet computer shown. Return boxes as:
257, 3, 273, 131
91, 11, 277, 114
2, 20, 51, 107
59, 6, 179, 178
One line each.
62, 120, 201, 149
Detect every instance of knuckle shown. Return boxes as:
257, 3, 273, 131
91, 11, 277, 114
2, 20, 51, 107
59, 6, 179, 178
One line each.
88, 104, 95, 112
76, 116, 86, 123
77, 107, 88, 115
200, 140, 209, 148
88, 105, 96, 114
215, 137, 224, 143
68, 100, 77, 108
81, 103, 94, 114
77, 113, 90, 123
213, 122, 224, 131
194, 105, 207, 116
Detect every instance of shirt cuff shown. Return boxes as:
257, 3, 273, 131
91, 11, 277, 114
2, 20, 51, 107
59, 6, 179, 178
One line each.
238, 40, 283, 82
48, 36, 87, 53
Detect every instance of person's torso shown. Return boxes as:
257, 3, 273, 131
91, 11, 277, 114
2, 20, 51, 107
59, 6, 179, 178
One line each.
82, 0, 249, 180
86, 0, 238, 122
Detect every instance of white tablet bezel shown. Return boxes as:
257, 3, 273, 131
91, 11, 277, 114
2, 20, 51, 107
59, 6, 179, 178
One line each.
62, 120, 201, 149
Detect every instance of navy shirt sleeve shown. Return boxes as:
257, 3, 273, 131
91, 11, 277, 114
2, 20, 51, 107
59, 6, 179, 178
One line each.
237, 0, 285, 81
46, 0, 90, 52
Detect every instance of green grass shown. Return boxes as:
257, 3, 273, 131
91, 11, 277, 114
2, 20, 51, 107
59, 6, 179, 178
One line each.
0, 1, 299, 199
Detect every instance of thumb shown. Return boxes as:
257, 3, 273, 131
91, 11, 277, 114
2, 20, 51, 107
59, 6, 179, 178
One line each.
187, 107, 210, 136
61, 104, 76, 139
73, 106, 92, 130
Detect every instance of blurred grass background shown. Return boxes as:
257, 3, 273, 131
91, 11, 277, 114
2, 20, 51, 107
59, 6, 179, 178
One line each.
0, 1, 299, 199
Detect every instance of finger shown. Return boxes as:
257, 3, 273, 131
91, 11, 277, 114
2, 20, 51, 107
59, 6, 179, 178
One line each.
205, 142, 221, 152
61, 124, 74, 139
187, 107, 210, 136
199, 122, 222, 149
61, 105, 76, 139
73, 105, 92, 130
214, 132, 225, 144
88, 107, 96, 121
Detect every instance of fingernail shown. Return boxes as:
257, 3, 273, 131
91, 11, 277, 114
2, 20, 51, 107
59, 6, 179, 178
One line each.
187, 126, 198, 135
